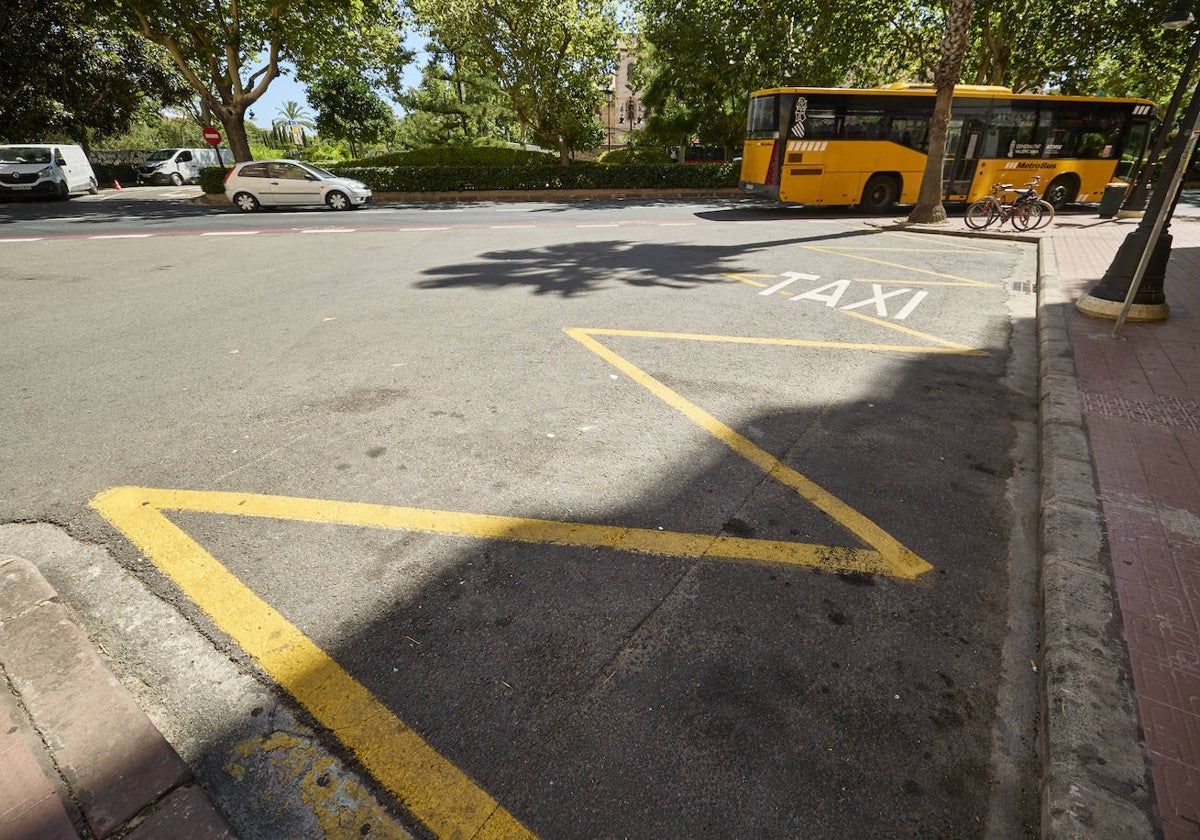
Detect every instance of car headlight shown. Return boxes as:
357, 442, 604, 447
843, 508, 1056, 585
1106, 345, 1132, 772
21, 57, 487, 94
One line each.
36, 165, 53, 177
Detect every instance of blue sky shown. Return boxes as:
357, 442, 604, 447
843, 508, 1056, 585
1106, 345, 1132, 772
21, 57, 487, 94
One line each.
247, 36, 428, 128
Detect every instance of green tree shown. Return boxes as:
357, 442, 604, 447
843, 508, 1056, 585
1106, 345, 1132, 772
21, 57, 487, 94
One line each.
0, 0, 189, 149
98, 0, 409, 161
907, 0, 975, 224
632, 0, 932, 154
398, 44, 521, 146
307, 68, 396, 158
410, 0, 619, 163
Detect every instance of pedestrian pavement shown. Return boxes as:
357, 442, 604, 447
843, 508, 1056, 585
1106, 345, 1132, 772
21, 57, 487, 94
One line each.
2, 200, 1199, 839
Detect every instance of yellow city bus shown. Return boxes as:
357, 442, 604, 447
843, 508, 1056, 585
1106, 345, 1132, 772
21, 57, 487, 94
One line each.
739, 83, 1156, 211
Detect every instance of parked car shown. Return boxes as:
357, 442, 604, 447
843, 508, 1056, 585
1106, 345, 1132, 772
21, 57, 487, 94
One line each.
0, 144, 98, 200
223, 160, 371, 211
136, 147, 232, 185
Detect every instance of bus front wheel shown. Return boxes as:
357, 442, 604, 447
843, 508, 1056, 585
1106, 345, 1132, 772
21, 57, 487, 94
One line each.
860, 175, 899, 214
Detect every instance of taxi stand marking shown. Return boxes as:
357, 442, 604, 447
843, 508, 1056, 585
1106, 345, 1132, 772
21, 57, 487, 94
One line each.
89, 317, 994, 838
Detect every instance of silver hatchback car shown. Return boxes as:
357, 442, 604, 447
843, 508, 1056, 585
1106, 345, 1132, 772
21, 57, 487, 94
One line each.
224, 159, 372, 211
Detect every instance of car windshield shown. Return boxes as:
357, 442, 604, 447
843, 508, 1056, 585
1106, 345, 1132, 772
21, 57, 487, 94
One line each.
147, 149, 178, 161
300, 164, 337, 179
0, 147, 51, 164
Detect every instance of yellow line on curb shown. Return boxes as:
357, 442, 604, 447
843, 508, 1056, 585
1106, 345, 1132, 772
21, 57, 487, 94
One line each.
90, 486, 536, 840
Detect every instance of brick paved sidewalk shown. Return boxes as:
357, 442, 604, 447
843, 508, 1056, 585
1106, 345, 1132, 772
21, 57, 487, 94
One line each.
0, 555, 234, 840
1053, 215, 1200, 840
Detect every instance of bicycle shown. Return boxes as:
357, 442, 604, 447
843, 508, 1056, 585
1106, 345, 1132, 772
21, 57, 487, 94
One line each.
1009, 176, 1055, 229
964, 182, 1045, 231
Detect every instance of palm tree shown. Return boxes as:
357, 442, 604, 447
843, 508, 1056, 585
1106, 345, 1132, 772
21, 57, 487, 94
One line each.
272, 100, 315, 131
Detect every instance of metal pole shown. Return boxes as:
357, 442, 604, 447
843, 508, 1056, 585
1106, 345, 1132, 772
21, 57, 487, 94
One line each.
1112, 108, 1200, 337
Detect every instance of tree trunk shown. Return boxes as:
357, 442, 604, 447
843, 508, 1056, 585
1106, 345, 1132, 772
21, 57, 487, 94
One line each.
906, 0, 975, 225
216, 107, 253, 162
557, 134, 570, 165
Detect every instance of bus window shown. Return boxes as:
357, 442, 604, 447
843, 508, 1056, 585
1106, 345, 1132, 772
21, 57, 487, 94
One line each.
990, 107, 1042, 158
806, 108, 838, 138
845, 108, 886, 139
888, 116, 930, 152
746, 94, 780, 139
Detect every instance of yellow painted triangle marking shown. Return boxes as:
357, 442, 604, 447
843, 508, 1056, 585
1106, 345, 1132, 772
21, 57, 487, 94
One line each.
90, 486, 536, 840
565, 328, 934, 580
835, 311, 984, 352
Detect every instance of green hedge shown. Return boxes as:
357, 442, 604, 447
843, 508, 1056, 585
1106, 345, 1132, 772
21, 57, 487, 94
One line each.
200, 161, 738, 195
346, 146, 556, 167
329, 162, 738, 192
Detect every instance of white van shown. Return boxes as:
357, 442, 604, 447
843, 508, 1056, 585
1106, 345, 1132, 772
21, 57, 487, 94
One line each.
135, 147, 232, 185
0, 144, 98, 200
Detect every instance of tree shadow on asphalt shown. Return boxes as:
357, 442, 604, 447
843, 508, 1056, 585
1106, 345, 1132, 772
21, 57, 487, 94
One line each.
414, 229, 879, 297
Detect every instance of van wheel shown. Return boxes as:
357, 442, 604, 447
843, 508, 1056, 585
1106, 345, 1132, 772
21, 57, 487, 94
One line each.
326, 191, 351, 211
860, 175, 899, 213
56, 181, 70, 201
232, 192, 261, 212
170, 173, 184, 186
87, 178, 98, 195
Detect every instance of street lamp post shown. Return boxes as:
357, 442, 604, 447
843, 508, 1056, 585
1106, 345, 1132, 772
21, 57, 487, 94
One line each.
1076, 2, 1199, 330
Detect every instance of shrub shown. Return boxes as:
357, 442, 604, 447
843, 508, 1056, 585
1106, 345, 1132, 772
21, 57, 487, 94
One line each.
199, 165, 227, 195
328, 162, 739, 192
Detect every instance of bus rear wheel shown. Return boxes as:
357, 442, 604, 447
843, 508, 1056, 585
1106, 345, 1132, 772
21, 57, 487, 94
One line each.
860, 175, 899, 214
1044, 175, 1078, 210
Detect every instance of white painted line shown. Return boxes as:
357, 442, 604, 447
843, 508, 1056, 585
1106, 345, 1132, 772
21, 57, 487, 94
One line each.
0, 237, 45, 242
201, 230, 260, 236
490, 224, 535, 229
89, 233, 153, 239
399, 226, 451, 231
300, 228, 355, 234
760, 272, 821, 296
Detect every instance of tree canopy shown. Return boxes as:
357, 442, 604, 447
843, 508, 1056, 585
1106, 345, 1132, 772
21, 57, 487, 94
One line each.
409, 0, 619, 162
0, 0, 190, 148
307, 68, 396, 158
97, 0, 410, 160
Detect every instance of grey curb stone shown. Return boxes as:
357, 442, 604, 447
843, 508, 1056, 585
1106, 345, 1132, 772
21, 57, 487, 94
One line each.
1034, 238, 1156, 839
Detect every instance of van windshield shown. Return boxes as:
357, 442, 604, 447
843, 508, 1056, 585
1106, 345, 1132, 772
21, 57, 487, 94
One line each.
147, 149, 179, 161
0, 147, 51, 164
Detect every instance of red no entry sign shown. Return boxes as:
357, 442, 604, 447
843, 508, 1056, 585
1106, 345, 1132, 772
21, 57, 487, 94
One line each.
202, 126, 221, 146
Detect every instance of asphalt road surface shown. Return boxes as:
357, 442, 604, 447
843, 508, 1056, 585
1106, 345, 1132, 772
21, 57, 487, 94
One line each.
0, 192, 1041, 839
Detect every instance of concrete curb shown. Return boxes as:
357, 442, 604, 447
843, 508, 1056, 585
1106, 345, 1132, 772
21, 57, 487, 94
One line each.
867, 222, 1159, 836
0, 555, 235, 839
1033, 238, 1157, 839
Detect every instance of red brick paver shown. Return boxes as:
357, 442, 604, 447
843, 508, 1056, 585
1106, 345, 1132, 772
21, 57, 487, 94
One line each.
1055, 215, 1200, 839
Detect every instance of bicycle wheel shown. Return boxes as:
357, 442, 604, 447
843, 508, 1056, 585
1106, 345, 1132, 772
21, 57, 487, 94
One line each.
1034, 199, 1055, 229
1012, 202, 1043, 231
965, 198, 997, 230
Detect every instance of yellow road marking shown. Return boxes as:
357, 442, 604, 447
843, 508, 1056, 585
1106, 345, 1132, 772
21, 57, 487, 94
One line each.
565, 328, 934, 579
90, 308, 969, 836
722, 272, 770, 288
576, 327, 981, 357
880, 231, 1012, 253
835, 311, 984, 352
91, 486, 537, 840
799, 245, 998, 286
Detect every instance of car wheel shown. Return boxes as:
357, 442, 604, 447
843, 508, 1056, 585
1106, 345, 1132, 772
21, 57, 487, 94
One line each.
87, 178, 98, 195
170, 173, 184, 186
232, 191, 261, 212
326, 191, 351, 211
